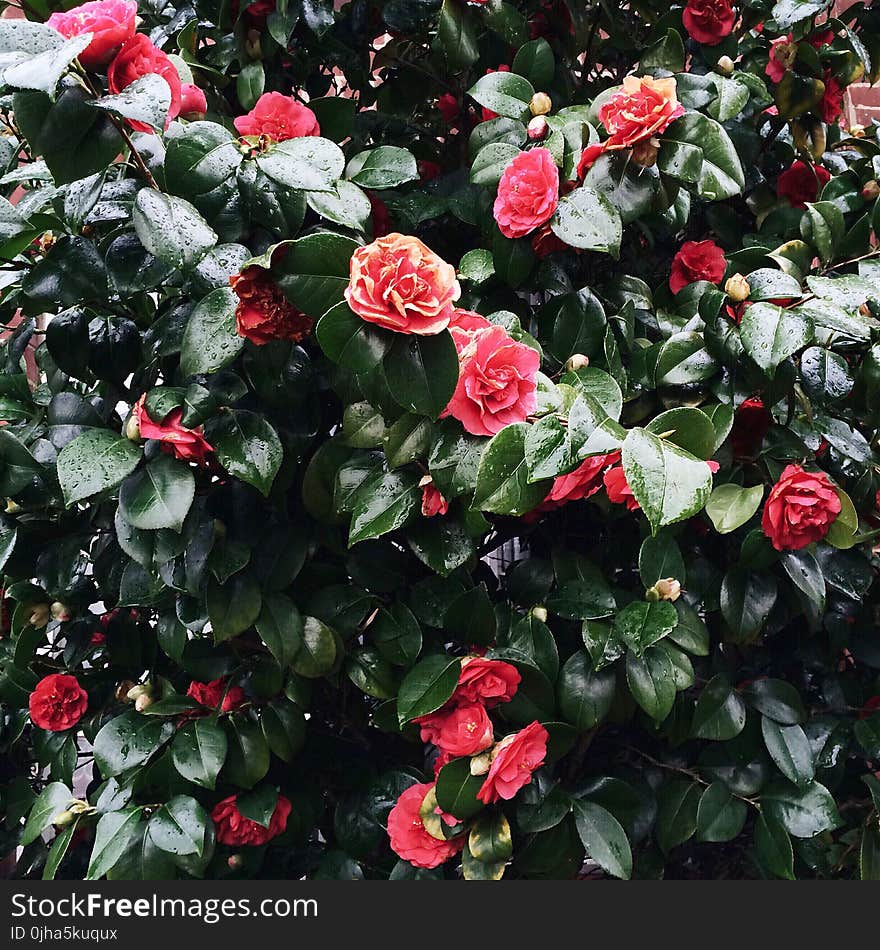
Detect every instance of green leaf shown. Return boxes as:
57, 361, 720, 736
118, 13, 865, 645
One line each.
148, 795, 208, 857
625, 646, 676, 721
119, 456, 195, 532
720, 568, 778, 641
222, 716, 270, 789
654, 333, 718, 387
2, 33, 91, 96
171, 718, 227, 790
349, 469, 420, 545
133, 189, 217, 272
467, 70, 535, 120
662, 113, 745, 200
435, 756, 485, 820
761, 780, 841, 838
692, 675, 746, 741
257, 136, 345, 191
801, 201, 844, 265
43, 820, 77, 880
705, 484, 764, 534
307, 180, 371, 231
638, 534, 685, 589
88, 74, 170, 132
512, 38, 555, 87
207, 573, 262, 643
656, 780, 701, 853
317, 302, 393, 374
754, 812, 794, 879
384, 331, 460, 419
21, 782, 71, 846
741, 679, 806, 725
771, 0, 832, 30
87, 809, 142, 880
762, 717, 814, 787
557, 652, 616, 728
472, 423, 552, 516
260, 698, 306, 763
255, 593, 303, 669
180, 287, 244, 377
292, 616, 338, 677
93, 712, 173, 778
621, 428, 713, 534
696, 782, 747, 842
346, 647, 396, 699
551, 186, 622, 256
397, 654, 460, 724
371, 603, 422, 667
57, 429, 141, 506
274, 232, 358, 320
572, 800, 633, 880
208, 410, 282, 496
614, 601, 678, 655
438, 0, 479, 70
349, 146, 418, 189
740, 302, 814, 377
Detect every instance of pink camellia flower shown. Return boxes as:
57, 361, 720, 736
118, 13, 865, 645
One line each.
599, 75, 684, 151
108, 35, 182, 131
387, 782, 464, 868
443, 323, 539, 437
682, 0, 735, 46
132, 395, 213, 465
212, 794, 291, 846
477, 721, 549, 804
345, 233, 461, 335
234, 92, 320, 141
416, 702, 494, 757
186, 678, 246, 713
540, 452, 621, 510
669, 240, 727, 294
761, 464, 841, 551
493, 147, 559, 239
453, 657, 521, 707
180, 83, 208, 120
420, 479, 449, 517
48, 0, 137, 69
604, 463, 640, 511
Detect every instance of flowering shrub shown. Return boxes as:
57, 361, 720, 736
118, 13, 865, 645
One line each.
0, 0, 879, 882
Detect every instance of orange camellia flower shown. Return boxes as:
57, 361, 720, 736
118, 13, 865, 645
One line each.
345, 233, 460, 335
599, 75, 685, 151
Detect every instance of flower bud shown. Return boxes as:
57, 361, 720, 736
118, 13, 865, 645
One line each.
5, 499, 20, 514
776, 42, 798, 71
531, 606, 548, 623
52, 810, 75, 828
29, 604, 51, 628
527, 115, 549, 140
245, 29, 261, 60
645, 586, 661, 603
469, 751, 492, 776
861, 180, 880, 201
529, 92, 552, 116
50, 601, 71, 622
228, 854, 244, 870
849, 124, 866, 139
116, 679, 136, 702
716, 55, 735, 76
124, 413, 140, 441
134, 693, 154, 713
565, 354, 589, 372
725, 273, 751, 302
631, 137, 660, 168
654, 577, 682, 602
126, 683, 150, 701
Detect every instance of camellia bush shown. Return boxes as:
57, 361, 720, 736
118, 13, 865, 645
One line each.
1, 0, 880, 882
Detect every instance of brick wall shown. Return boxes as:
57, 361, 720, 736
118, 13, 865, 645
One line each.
834, 0, 880, 127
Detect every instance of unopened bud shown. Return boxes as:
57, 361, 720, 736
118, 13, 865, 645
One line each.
725, 273, 751, 302
52, 810, 75, 828
228, 854, 244, 870
565, 354, 589, 372
776, 41, 798, 71
631, 137, 660, 168
529, 92, 552, 116
531, 606, 548, 623
134, 693, 154, 713
126, 683, 150, 701
527, 115, 549, 140
469, 751, 492, 776
29, 604, 51, 628
5, 499, 20, 514
861, 180, 880, 201
654, 578, 682, 602
645, 586, 661, 603
68, 800, 92, 815
50, 601, 71, 622
124, 414, 140, 441
116, 680, 136, 702
716, 55, 735, 76
849, 124, 866, 138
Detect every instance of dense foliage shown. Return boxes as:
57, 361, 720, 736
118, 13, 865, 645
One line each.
1, 0, 880, 881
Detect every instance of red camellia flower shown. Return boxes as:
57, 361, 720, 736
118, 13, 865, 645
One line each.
730, 397, 771, 460
820, 71, 844, 124
187, 678, 246, 713
859, 696, 880, 720
345, 233, 460, 335
477, 721, 549, 804
420, 479, 449, 517
416, 702, 493, 756
133, 396, 213, 465
230, 266, 313, 344
387, 782, 465, 868
233, 92, 320, 141
530, 222, 568, 258
48, 0, 137, 69
777, 160, 831, 209
436, 93, 459, 124
108, 34, 182, 131
481, 65, 510, 122
453, 657, 521, 707
212, 794, 292, 846
599, 75, 684, 151
540, 452, 621, 510
604, 464, 640, 511
682, 0, 735, 46
29, 674, 88, 732
493, 147, 559, 239
180, 83, 208, 120
761, 464, 842, 551
576, 143, 606, 180
669, 240, 727, 294
443, 323, 539, 437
